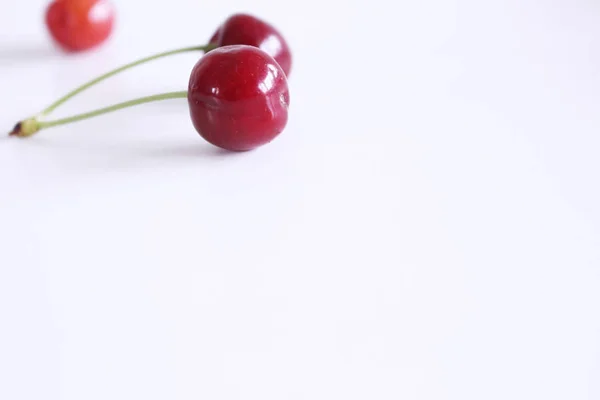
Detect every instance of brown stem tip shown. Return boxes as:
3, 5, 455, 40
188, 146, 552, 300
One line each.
9, 122, 22, 136
8, 118, 40, 137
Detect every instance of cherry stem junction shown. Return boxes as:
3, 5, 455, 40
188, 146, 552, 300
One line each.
40, 44, 215, 116
11, 91, 188, 137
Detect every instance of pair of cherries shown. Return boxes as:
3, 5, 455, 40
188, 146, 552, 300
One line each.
195, 14, 291, 151
19, 9, 292, 152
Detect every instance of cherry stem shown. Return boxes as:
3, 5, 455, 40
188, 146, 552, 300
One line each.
39, 91, 188, 129
11, 91, 187, 137
40, 44, 215, 116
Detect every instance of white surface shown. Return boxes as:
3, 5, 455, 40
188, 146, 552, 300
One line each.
1, 1, 599, 399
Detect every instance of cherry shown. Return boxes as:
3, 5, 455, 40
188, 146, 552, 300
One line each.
209, 13, 292, 77
46, 0, 115, 52
188, 45, 290, 151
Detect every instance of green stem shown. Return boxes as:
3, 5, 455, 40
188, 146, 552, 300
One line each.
40, 44, 214, 116
38, 91, 188, 131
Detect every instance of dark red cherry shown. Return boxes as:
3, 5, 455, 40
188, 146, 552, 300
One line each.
45, 0, 115, 52
187, 45, 290, 152
209, 13, 292, 77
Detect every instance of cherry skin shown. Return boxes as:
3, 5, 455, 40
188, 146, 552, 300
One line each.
45, 0, 115, 52
188, 45, 290, 152
209, 13, 292, 77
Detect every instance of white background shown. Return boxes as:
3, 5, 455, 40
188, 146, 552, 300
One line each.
1, 0, 599, 399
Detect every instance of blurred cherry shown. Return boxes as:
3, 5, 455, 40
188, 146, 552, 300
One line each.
46, 0, 115, 52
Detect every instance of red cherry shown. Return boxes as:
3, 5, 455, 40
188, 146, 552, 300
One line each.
45, 0, 115, 52
187, 45, 290, 152
210, 13, 292, 77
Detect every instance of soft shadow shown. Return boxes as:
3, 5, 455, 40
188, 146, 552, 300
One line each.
0, 44, 58, 64
14, 136, 249, 168
141, 143, 249, 159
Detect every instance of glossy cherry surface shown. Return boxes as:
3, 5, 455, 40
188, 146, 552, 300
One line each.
188, 45, 290, 152
46, 0, 115, 52
210, 13, 292, 77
